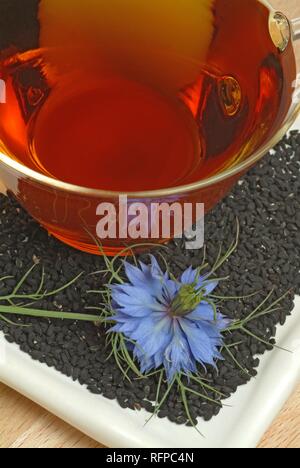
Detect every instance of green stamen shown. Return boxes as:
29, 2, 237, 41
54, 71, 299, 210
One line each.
170, 284, 203, 317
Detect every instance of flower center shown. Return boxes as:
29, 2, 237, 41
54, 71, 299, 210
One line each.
170, 284, 203, 317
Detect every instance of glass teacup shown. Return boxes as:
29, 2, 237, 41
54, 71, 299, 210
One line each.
0, 0, 299, 255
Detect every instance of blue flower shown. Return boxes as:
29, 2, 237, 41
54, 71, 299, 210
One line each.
110, 256, 230, 382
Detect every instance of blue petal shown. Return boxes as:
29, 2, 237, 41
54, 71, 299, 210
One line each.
110, 311, 133, 323
131, 315, 173, 357
111, 282, 165, 310
111, 283, 153, 298
114, 304, 154, 318
187, 305, 230, 333
180, 319, 219, 366
109, 321, 135, 334
187, 302, 216, 321
139, 261, 151, 275
112, 287, 161, 310
150, 255, 164, 277
126, 259, 165, 300
196, 320, 223, 339
138, 354, 156, 374
163, 279, 180, 301
109, 323, 123, 333
109, 314, 149, 334
215, 316, 232, 330
153, 348, 165, 368
124, 262, 147, 287
181, 266, 197, 285
200, 280, 219, 296
163, 321, 196, 381
138, 256, 164, 279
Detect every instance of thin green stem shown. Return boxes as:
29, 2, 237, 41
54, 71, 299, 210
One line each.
0, 305, 104, 322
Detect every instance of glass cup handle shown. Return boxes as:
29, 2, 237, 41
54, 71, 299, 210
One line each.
291, 18, 300, 105
291, 17, 300, 41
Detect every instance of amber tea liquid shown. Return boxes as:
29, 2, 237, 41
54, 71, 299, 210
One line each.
0, 0, 297, 192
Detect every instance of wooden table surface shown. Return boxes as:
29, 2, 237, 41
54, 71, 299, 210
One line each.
0, 382, 299, 448
0, 0, 300, 450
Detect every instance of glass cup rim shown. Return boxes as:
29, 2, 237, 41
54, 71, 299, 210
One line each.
0, 102, 300, 199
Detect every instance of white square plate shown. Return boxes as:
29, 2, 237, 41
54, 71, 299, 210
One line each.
0, 301, 299, 448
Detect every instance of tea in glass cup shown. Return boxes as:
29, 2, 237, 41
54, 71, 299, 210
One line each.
0, 0, 299, 254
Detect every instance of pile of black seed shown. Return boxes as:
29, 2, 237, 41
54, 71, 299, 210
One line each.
0, 131, 299, 427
